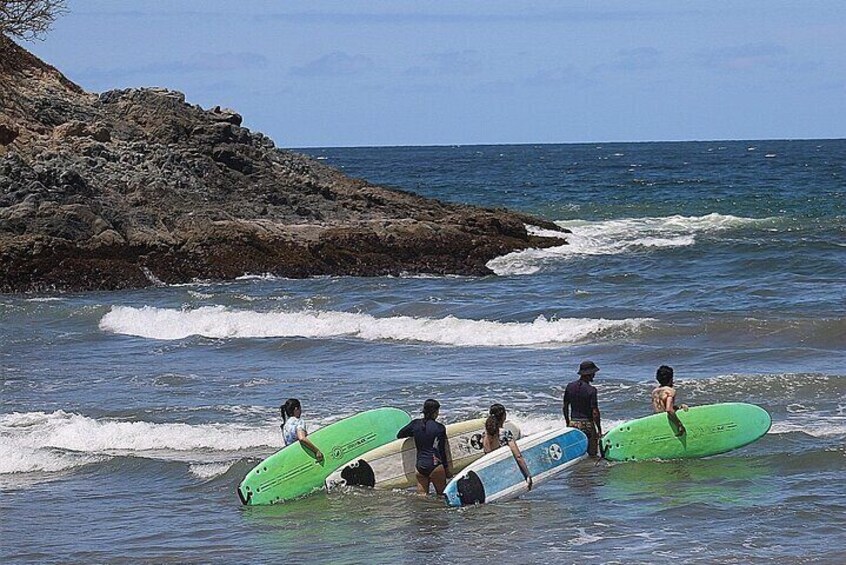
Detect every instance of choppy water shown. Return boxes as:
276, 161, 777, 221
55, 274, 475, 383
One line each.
2, 140, 845, 563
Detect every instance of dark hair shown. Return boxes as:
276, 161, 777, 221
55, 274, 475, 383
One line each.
485, 403, 506, 436
423, 399, 440, 420
656, 365, 674, 386
280, 398, 301, 423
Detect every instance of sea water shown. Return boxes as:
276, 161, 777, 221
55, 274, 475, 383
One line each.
2, 140, 844, 563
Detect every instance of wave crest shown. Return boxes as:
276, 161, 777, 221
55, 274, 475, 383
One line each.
490, 213, 776, 275
0, 410, 278, 475
99, 306, 652, 346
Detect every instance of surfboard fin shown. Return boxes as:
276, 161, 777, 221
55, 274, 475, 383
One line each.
340, 459, 376, 488
457, 471, 486, 505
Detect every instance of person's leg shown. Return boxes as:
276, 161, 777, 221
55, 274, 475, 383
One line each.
573, 420, 597, 457
415, 470, 431, 495
429, 464, 447, 495
587, 423, 598, 457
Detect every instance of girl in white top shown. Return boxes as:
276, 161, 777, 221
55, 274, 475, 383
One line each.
280, 398, 324, 462
482, 403, 532, 490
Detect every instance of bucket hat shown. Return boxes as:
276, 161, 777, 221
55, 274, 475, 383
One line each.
577, 360, 600, 376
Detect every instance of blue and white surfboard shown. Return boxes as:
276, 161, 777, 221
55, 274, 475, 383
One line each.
444, 427, 588, 507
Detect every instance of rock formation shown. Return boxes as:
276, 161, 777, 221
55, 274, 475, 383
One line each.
0, 36, 566, 292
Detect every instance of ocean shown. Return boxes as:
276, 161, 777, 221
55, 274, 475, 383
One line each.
2, 139, 844, 563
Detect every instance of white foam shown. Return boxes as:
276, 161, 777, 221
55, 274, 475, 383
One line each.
235, 273, 282, 281
507, 412, 629, 438
526, 224, 570, 239
489, 213, 775, 275
189, 462, 236, 480
509, 413, 564, 436
188, 290, 214, 299
99, 306, 652, 346
769, 418, 846, 438
568, 527, 604, 546
0, 411, 280, 475
0, 442, 104, 474
140, 267, 166, 286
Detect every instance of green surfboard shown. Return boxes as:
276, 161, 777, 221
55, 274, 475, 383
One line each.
601, 403, 771, 462
237, 407, 410, 505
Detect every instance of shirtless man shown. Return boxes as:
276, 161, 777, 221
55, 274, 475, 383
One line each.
651, 365, 688, 436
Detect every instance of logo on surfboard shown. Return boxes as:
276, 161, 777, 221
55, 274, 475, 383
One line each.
330, 432, 378, 460
548, 444, 562, 461
470, 433, 484, 451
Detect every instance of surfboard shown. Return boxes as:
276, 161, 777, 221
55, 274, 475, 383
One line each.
325, 419, 521, 491
444, 427, 588, 507
601, 402, 772, 462
237, 407, 410, 505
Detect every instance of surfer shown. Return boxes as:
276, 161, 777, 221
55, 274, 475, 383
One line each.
280, 398, 324, 462
396, 399, 450, 495
652, 365, 688, 436
562, 360, 602, 457
483, 403, 532, 490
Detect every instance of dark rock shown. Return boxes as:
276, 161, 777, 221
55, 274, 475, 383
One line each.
209, 105, 243, 126
53, 121, 88, 138
0, 35, 568, 293
91, 126, 111, 143
0, 123, 19, 145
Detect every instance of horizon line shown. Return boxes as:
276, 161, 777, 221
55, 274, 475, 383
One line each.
291, 136, 845, 150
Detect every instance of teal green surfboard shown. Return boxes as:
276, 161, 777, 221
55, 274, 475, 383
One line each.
601, 403, 771, 462
238, 407, 410, 505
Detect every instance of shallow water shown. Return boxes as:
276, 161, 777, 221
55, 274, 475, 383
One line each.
2, 140, 845, 563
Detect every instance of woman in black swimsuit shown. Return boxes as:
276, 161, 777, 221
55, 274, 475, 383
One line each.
396, 399, 450, 495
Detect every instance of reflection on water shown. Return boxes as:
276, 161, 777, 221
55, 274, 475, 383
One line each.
600, 456, 773, 508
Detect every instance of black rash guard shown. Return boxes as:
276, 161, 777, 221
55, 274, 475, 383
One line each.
396, 418, 448, 476
563, 379, 598, 420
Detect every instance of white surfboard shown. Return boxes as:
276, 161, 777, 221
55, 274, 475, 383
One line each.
325, 418, 521, 491
444, 427, 587, 506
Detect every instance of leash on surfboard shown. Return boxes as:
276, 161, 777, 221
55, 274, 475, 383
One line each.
596, 434, 607, 466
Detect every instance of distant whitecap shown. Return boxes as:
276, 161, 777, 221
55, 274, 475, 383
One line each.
488, 213, 776, 276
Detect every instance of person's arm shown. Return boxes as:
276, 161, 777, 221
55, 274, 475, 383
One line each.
439, 427, 451, 477
508, 440, 532, 490
591, 389, 602, 437
663, 394, 686, 436
396, 420, 414, 439
297, 427, 324, 462
562, 388, 571, 426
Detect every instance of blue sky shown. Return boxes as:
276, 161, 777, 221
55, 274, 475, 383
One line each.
24, 1, 846, 147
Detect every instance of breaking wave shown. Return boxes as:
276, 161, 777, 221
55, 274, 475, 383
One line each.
0, 410, 278, 476
490, 213, 777, 275
99, 306, 653, 346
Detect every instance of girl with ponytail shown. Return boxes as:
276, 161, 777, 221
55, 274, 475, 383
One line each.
396, 399, 450, 495
482, 403, 532, 490
280, 398, 323, 462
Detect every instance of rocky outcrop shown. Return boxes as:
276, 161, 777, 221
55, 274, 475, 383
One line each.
0, 36, 566, 293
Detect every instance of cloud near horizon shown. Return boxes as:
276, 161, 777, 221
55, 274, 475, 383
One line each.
74, 52, 268, 85
696, 42, 789, 72
289, 52, 375, 78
